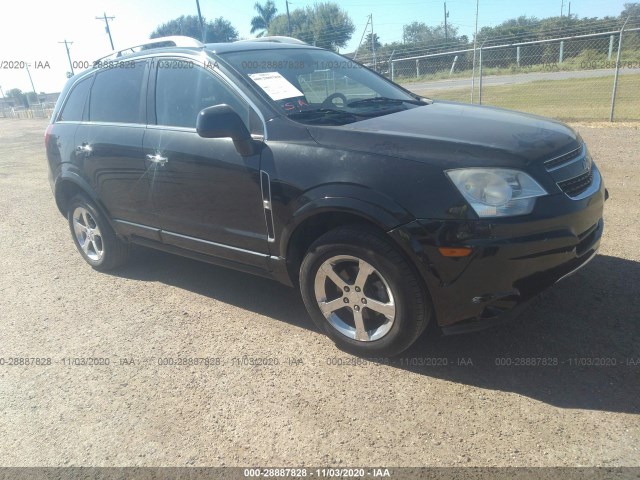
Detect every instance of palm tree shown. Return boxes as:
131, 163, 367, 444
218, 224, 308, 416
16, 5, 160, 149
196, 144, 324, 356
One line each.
250, 1, 278, 37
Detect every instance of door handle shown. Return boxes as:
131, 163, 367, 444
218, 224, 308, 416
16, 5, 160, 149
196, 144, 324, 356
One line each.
76, 144, 92, 153
146, 154, 168, 166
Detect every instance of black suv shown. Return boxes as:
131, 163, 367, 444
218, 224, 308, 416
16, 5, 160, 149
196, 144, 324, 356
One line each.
46, 36, 606, 356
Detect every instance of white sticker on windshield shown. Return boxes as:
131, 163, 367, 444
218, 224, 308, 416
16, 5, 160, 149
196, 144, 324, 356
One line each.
248, 72, 304, 101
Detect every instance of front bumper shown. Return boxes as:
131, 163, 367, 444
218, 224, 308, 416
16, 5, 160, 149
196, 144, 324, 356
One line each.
389, 169, 606, 332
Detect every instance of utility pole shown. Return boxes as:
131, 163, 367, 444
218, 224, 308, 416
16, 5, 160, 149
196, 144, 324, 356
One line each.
353, 14, 372, 61
25, 64, 37, 105
370, 14, 377, 70
444, 2, 449, 42
286, 0, 292, 36
95, 12, 115, 50
560, 0, 564, 17
195, 0, 206, 42
470, 0, 479, 103
568, 2, 571, 18
59, 40, 74, 76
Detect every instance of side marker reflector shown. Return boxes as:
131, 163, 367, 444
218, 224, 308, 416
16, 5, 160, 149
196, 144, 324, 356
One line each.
438, 247, 472, 257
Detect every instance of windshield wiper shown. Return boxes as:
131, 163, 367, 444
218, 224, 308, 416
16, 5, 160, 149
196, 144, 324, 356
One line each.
287, 108, 352, 117
287, 108, 360, 125
347, 97, 424, 107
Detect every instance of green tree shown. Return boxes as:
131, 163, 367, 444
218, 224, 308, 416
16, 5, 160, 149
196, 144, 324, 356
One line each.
268, 2, 354, 51
621, 3, 640, 18
365, 33, 381, 50
269, 10, 314, 44
5, 88, 29, 107
402, 21, 457, 45
251, 1, 278, 37
150, 15, 239, 43
5, 88, 23, 99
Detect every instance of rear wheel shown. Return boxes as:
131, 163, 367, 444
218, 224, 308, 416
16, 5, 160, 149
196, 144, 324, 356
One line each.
300, 226, 430, 356
67, 194, 129, 271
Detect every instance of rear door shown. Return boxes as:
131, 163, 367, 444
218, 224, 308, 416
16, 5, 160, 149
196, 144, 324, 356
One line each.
144, 57, 269, 265
74, 60, 157, 237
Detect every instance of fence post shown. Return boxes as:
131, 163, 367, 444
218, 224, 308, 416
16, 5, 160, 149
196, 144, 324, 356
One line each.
559, 41, 564, 63
478, 48, 484, 105
391, 61, 395, 82
516, 46, 520, 67
610, 19, 629, 122
388, 50, 396, 81
450, 55, 458, 75
416, 59, 420, 78
608, 35, 615, 60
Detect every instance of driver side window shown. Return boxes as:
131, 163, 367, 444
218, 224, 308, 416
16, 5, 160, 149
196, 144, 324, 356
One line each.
155, 59, 250, 129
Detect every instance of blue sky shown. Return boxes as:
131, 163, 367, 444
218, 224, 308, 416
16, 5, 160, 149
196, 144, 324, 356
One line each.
0, 0, 631, 94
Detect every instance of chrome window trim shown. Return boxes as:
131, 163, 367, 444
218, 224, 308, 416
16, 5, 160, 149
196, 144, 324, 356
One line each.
55, 52, 269, 139
143, 124, 265, 142
75, 121, 147, 129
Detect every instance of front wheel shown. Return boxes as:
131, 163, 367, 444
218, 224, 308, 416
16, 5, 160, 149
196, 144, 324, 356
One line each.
300, 226, 430, 357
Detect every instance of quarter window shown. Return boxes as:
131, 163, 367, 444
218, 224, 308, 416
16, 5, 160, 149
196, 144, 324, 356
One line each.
89, 62, 146, 123
155, 60, 249, 129
59, 76, 92, 122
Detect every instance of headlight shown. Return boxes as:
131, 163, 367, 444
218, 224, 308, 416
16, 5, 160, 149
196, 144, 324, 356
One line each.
446, 168, 547, 217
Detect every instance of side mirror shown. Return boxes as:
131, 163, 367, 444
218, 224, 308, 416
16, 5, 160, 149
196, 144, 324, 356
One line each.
196, 104, 256, 156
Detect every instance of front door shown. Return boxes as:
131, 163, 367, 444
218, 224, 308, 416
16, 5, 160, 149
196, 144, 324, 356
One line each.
145, 58, 268, 266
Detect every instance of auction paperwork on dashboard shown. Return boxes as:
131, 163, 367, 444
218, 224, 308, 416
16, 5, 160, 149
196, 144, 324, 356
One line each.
248, 72, 304, 101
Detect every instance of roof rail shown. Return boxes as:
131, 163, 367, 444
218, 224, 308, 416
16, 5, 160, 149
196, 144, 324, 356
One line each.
93, 36, 204, 65
236, 36, 308, 45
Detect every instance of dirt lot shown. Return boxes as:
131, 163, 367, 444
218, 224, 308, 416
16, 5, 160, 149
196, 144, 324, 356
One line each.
0, 118, 638, 468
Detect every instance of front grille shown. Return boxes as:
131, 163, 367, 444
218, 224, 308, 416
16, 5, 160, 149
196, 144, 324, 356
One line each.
557, 169, 594, 197
544, 146, 583, 170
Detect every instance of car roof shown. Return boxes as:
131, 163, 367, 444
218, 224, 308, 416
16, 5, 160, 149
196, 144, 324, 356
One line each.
91, 36, 322, 65
205, 41, 321, 55
69, 36, 324, 83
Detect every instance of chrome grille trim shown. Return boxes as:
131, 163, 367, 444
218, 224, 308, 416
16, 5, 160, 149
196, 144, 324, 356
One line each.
564, 166, 601, 201
557, 169, 594, 196
545, 145, 584, 172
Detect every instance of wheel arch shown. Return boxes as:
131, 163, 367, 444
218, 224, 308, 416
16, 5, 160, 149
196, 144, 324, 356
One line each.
54, 174, 115, 231
279, 193, 414, 287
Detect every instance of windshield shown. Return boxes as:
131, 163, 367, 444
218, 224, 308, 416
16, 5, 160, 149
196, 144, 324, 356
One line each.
219, 48, 425, 125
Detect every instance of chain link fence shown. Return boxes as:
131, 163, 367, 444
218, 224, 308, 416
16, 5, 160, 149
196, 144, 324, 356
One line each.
377, 28, 640, 122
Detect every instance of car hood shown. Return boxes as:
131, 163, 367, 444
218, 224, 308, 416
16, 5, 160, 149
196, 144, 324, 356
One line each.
305, 101, 581, 169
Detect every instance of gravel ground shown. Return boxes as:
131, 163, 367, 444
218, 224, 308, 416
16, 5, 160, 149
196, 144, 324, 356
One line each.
0, 118, 638, 467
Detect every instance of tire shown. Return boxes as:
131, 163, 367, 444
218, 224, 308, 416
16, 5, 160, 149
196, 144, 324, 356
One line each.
67, 194, 129, 271
300, 226, 430, 357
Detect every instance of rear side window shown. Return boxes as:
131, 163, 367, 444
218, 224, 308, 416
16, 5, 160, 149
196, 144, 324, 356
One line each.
155, 60, 249, 129
89, 62, 146, 123
59, 77, 91, 122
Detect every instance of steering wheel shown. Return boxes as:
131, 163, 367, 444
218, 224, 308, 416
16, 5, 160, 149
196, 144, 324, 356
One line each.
321, 92, 348, 109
